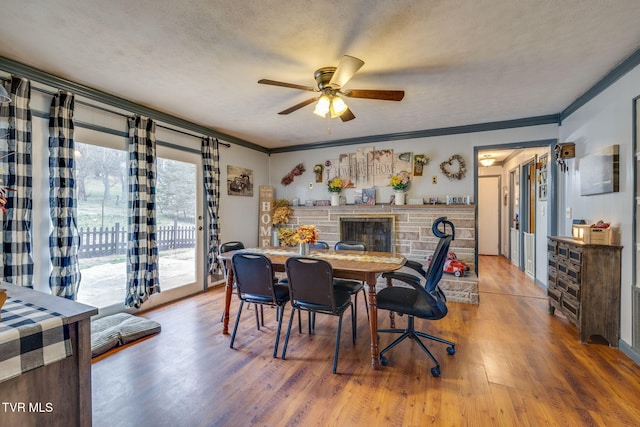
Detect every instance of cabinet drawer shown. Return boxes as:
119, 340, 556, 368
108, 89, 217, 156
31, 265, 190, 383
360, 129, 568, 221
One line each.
558, 243, 570, 259
547, 239, 558, 254
561, 294, 580, 324
556, 273, 572, 291
565, 265, 581, 283
548, 253, 558, 270
567, 246, 583, 265
547, 286, 562, 304
548, 265, 557, 280
565, 283, 581, 300
557, 262, 568, 275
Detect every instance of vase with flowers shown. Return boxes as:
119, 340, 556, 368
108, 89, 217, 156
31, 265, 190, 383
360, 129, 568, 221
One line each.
328, 177, 344, 206
295, 224, 318, 255
272, 199, 293, 246
389, 171, 410, 205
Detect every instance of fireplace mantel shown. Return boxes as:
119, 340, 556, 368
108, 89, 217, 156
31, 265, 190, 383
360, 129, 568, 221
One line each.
285, 203, 479, 304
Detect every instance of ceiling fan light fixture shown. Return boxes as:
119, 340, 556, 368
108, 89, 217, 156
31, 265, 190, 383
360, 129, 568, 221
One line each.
329, 95, 348, 118
480, 155, 495, 167
313, 94, 331, 117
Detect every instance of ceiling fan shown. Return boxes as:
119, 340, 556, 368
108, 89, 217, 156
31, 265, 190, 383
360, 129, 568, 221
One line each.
258, 55, 404, 122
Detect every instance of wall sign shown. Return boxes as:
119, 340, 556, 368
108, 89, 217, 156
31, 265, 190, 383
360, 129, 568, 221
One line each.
258, 185, 274, 247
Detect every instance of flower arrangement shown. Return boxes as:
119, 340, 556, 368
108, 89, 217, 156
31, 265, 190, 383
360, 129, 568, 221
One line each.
328, 177, 344, 193
389, 171, 410, 191
281, 163, 305, 186
414, 154, 429, 165
272, 199, 293, 226
277, 228, 297, 246
295, 225, 318, 245
277, 225, 318, 246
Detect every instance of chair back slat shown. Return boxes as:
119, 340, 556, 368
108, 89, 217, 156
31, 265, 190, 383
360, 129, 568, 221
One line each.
285, 257, 336, 311
335, 241, 367, 251
232, 253, 275, 300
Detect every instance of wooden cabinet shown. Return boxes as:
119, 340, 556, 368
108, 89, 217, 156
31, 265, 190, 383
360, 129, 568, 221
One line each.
547, 236, 622, 347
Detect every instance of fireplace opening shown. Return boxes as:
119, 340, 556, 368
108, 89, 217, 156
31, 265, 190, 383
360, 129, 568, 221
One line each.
339, 215, 395, 252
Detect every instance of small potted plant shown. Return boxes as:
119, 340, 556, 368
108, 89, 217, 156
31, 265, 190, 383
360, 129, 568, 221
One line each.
328, 177, 344, 206
389, 171, 410, 205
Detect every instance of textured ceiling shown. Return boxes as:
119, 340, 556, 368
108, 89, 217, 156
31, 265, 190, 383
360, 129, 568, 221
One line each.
1, 0, 640, 150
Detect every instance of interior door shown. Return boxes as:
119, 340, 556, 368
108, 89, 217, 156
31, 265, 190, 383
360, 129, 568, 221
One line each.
478, 176, 500, 255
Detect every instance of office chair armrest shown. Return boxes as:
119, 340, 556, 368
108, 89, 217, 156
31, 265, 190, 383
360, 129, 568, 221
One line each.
403, 260, 426, 277
382, 271, 423, 287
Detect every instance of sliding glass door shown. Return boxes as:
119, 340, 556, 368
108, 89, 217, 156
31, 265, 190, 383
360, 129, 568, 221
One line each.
75, 141, 203, 311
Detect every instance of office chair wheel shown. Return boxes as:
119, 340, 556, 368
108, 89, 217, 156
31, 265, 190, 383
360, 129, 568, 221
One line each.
446, 346, 455, 355
380, 356, 389, 366
430, 366, 441, 377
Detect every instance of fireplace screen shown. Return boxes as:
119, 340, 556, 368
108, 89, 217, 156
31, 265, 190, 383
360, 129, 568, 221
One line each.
339, 216, 395, 252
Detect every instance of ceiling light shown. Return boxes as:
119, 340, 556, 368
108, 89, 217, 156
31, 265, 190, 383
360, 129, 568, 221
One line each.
329, 96, 348, 118
480, 155, 495, 167
0, 85, 10, 103
313, 94, 331, 117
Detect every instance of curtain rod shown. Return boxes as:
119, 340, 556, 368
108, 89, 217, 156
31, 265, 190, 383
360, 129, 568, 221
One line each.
31, 84, 230, 148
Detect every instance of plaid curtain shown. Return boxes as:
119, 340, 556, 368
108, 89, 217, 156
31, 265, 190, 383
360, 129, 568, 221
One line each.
48, 91, 81, 299
0, 77, 33, 287
125, 116, 160, 308
201, 137, 221, 275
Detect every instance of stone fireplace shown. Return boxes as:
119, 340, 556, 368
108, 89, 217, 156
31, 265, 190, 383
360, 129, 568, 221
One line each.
339, 215, 394, 252
286, 204, 479, 304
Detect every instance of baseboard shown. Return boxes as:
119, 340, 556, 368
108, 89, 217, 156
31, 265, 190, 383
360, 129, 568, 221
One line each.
619, 339, 640, 366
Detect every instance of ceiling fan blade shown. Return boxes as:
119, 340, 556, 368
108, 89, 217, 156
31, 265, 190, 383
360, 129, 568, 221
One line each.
258, 79, 317, 92
328, 55, 365, 89
278, 97, 318, 115
343, 89, 405, 101
339, 108, 356, 122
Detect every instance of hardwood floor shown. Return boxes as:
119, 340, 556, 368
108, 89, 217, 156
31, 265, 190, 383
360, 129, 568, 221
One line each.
92, 255, 640, 426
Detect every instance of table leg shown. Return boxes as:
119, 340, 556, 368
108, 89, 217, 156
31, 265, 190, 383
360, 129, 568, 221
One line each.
386, 275, 395, 329
223, 260, 234, 335
366, 274, 380, 370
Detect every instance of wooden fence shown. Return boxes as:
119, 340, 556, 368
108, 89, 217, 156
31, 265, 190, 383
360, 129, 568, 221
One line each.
78, 220, 196, 258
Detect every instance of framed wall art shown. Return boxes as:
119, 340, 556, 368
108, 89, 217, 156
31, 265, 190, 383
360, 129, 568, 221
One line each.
579, 145, 619, 196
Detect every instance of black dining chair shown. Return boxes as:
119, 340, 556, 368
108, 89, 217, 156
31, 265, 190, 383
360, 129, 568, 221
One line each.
219, 241, 263, 326
282, 257, 355, 374
378, 217, 456, 377
333, 241, 369, 334
230, 252, 290, 357
309, 240, 329, 249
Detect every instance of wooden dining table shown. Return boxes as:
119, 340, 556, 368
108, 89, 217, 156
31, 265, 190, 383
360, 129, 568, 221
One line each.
218, 247, 406, 369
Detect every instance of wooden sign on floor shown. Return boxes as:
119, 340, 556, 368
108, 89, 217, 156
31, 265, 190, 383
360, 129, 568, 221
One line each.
258, 185, 274, 247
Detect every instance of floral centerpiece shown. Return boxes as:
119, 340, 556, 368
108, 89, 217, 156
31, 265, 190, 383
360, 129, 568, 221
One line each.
328, 177, 344, 193
277, 225, 318, 249
295, 225, 318, 245
389, 171, 410, 192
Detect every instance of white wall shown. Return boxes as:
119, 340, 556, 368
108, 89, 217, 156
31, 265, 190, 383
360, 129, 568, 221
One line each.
268, 124, 558, 206
558, 64, 640, 345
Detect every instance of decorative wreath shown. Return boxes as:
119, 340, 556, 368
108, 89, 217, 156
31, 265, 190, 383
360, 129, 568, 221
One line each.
281, 163, 305, 186
440, 154, 466, 180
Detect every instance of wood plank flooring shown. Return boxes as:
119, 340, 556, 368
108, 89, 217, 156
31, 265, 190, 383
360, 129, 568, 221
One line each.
91, 255, 640, 426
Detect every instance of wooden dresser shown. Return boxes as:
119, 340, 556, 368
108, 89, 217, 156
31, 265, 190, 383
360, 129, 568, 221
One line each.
547, 236, 622, 347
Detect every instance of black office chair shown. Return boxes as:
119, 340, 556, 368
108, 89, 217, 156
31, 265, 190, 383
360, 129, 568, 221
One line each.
309, 240, 329, 249
229, 253, 290, 357
282, 257, 355, 374
378, 217, 456, 377
333, 241, 369, 334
